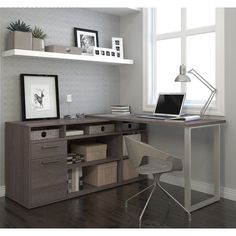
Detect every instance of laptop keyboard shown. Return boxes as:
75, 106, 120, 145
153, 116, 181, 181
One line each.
137, 115, 177, 120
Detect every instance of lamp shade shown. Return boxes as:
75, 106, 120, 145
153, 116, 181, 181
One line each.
175, 64, 191, 82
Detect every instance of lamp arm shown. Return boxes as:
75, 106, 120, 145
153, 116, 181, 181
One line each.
187, 68, 217, 118
200, 90, 216, 117
188, 69, 216, 92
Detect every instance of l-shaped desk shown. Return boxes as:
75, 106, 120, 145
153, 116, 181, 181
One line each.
89, 114, 226, 213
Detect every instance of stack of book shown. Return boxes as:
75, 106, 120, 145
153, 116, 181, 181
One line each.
67, 167, 83, 193
67, 153, 85, 165
111, 105, 131, 115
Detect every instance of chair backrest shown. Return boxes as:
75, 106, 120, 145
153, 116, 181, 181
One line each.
124, 136, 169, 168
124, 136, 181, 169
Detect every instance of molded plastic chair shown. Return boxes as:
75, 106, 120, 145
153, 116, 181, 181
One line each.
124, 136, 191, 224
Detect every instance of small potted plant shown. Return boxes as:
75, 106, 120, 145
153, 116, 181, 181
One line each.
32, 27, 47, 51
6, 19, 32, 50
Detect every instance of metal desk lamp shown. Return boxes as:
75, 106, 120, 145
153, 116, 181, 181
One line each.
175, 64, 216, 118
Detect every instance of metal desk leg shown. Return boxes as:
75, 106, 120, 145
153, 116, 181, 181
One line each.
184, 124, 221, 213
213, 125, 221, 200
184, 127, 192, 211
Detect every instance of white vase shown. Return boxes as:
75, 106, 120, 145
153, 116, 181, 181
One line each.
32, 38, 45, 51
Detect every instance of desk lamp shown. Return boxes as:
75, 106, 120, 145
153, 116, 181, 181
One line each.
175, 64, 216, 118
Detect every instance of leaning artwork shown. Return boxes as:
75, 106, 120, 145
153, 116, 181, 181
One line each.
31, 85, 50, 110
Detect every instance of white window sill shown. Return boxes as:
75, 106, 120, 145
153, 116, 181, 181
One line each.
142, 104, 225, 117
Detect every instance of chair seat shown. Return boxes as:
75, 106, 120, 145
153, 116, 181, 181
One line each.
137, 162, 172, 175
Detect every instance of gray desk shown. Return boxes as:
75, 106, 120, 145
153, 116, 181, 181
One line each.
88, 114, 226, 212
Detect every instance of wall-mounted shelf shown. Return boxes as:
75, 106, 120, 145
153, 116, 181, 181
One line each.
2, 49, 134, 65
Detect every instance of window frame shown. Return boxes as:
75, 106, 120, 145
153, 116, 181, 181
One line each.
142, 8, 225, 116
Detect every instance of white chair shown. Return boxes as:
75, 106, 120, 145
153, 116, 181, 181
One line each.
124, 136, 191, 224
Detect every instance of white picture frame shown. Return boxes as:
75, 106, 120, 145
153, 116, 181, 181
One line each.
112, 37, 124, 58
93, 47, 116, 57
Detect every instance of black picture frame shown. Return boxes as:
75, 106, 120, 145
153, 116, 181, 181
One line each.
74, 27, 99, 55
20, 74, 60, 121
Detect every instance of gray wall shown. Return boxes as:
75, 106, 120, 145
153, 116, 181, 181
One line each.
120, 9, 236, 194
223, 8, 236, 189
0, 8, 121, 186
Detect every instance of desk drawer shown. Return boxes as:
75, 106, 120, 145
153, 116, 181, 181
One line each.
31, 140, 67, 159
31, 156, 67, 205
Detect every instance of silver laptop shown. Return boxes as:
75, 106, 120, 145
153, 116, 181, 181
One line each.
138, 93, 186, 120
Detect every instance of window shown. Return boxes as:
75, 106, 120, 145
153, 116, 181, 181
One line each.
143, 8, 225, 116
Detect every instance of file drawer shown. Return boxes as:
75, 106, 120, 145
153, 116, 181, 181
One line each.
31, 140, 67, 159
31, 156, 67, 205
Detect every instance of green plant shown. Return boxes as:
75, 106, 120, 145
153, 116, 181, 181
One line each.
32, 27, 47, 40
7, 19, 32, 32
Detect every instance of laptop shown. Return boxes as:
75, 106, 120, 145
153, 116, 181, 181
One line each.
138, 93, 186, 120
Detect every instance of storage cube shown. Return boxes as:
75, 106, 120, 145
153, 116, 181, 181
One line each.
84, 124, 115, 135
122, 123, 140, 131
84, 161, 117, 187
71, 143, 107, 162
122, 159, 139, 180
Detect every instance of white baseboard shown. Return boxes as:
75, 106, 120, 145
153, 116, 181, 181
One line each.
159, 174, 236, 202
0, 185, 5, 197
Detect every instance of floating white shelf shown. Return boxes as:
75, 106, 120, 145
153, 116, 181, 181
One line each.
2, 49, 134, 65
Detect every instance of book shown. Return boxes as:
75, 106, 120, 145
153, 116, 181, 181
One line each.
111, 105, 130, 109
111, 109, 130, 112
111, 111, 131, 115
70, 167, 83, 192
67, 169, 72, 193
66, 130, 84, 136
72, 167, 79, 192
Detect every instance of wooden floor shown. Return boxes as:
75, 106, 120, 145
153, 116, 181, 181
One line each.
1, 179, 236, 228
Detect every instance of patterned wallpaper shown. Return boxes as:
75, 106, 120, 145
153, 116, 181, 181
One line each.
0, 8, 121, 186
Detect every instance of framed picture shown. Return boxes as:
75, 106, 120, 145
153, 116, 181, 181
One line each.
112, 37, 124, 58
74, 27, 99, 55
93, 47, 116, 58
20, 74, 60, 121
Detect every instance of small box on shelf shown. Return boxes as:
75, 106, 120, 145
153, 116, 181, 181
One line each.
71, 143, 107, 162
84, 161, 117, 187
45, 45, 82, 55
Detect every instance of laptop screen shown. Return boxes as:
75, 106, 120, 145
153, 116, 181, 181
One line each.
154, 94, 185, 116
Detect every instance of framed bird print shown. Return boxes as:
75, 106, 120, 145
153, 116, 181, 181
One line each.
20, 74, 60, 121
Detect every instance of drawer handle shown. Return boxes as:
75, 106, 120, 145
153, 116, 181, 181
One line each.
41, 145, 60, 149
41, 160, 60, 165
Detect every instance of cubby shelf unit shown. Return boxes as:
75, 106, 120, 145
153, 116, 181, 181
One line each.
2, 49, 134, 65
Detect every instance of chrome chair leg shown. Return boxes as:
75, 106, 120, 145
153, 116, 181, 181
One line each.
157, 181, 192, 221
125, 184, 154, 208
139, 184, 156, 224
